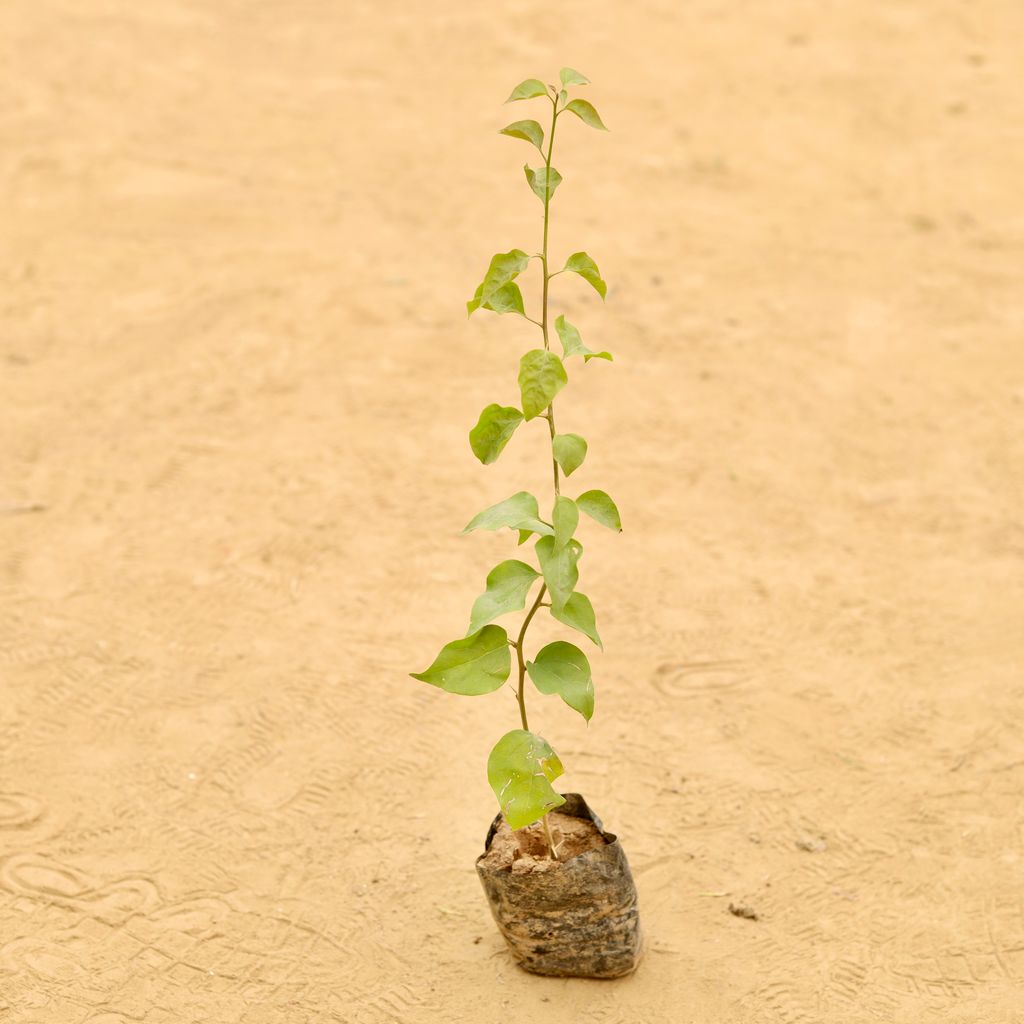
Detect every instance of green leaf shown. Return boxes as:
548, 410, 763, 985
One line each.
552, 496, 578, 550
516, 529, 532, 546
536, 535, 582, 612
524, 164, 563, 203
487, 729, 566, 829
577, 489, 622, 531
565, 98, 608, 131
518, 349, 567, 420
469, 404, 524, 465
411, 625, 511, 695
563, 253, 607, 299
468, 281, 524, 316
462, 491, 554, 537
467, 249, 531, 316
551, 591, 602, 649
499, 120, 544, 151
560, 67, 590, 87
506, 79, 548, 103
527, 641, 594, 721
468, 560, 540, 635
552, 433, 588, 476
554, 314, 613, 362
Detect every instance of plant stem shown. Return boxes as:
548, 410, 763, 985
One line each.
510, 93, 566, 859
515, 93, 563, 740
547, 406, 560, 496
541, 94, 561, 498
514, 583, 548, 731
543, 811, 560, 861
540, 96, 557, 352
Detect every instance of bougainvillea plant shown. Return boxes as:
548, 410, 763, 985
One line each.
412, 68, 618, 857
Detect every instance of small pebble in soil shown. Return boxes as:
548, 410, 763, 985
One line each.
728, 902, 759, 921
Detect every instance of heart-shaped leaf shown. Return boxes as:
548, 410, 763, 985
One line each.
560, 67, 590, 87
462, 491, 553, 537
467, 249, 531, 316
524, 164, 563, 204
554, 314, 612, 362
411, 625, 511, 695
527, 641, 594, 721
577, 489, 622, 531
487, 729, 566, 829
551, 591, 602, 649
552, 496, 579, 550
468, 560, 540, 635
563, 253, 607, 299
506, 79, 548, 103
500, 120, 544, 151
536, 535, 582, 612
518, 349, 567, 420
565, 98, 608, 131
469, 404, 524, 465
552, 433, 588, 476
468, 281, 524, 316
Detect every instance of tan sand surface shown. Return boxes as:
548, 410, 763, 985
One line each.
2, 1, 1023, 1021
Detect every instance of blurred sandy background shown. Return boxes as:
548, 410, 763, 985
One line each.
2, 1, 1023, 1021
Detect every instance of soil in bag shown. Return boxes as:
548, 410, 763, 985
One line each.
476, 793, 642, 978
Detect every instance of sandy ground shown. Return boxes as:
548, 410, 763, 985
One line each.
2, 1, 1023, 1021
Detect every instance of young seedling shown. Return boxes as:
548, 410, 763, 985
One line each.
412, 68, 618, 857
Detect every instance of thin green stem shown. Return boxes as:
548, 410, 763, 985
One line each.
515, 94, 562, 734
547, 406, 560, 495
540, 95, 558, 354
514, 583, 548, 731
514, 96, 563, 732
541, 94, 562, 499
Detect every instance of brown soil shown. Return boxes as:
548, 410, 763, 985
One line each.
2, 2, 1023, 1022
479, 809, 608, 874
